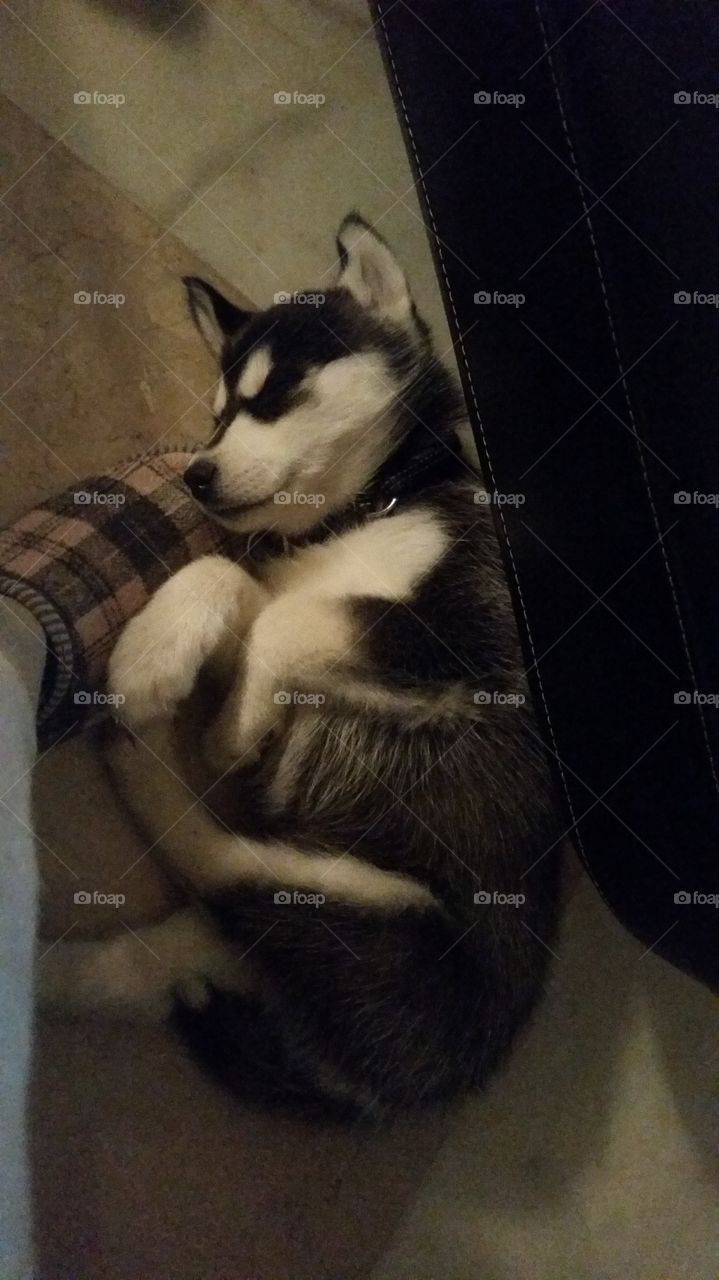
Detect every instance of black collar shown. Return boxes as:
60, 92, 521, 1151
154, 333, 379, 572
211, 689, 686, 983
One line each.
245, 428, 468, 561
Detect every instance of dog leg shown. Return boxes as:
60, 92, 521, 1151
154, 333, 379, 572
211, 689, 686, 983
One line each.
38, 907, 250, 1021
107, 720, 434, 909
206, 594, 354, 771
108, 555, 269, 728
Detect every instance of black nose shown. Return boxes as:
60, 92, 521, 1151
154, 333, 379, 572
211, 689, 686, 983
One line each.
184, 457, 217, 500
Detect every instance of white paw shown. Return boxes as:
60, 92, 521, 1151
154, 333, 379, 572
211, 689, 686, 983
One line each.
107, 558, 239, 726
108, 620, 194, 726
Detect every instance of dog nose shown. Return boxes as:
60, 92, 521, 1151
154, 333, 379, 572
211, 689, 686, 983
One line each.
184, 457, 217, 500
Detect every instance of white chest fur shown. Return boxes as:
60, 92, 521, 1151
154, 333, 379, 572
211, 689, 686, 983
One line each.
262, 507, 449, 605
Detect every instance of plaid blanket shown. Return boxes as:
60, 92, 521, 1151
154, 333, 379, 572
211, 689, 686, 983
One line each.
0, 451, 237, 749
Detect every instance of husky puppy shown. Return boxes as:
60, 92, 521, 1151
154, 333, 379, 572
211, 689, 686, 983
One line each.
42, 215, 561, 1118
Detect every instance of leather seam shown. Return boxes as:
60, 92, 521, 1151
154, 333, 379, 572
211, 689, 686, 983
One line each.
375, 0, 587, 865
533, 0, 719, 803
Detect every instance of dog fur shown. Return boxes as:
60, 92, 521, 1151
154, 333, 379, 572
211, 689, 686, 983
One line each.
40, 215, 562, 1119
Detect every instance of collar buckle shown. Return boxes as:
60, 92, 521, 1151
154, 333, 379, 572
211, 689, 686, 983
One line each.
366, 495, 398, 521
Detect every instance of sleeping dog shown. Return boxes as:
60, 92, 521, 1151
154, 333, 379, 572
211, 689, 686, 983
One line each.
41, 215, 561, 1118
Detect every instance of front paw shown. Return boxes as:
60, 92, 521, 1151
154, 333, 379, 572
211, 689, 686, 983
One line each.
108, 606, 199, 727
106, 556, 246, 728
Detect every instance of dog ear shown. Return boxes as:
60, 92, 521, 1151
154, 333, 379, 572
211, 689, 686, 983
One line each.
183, 277, 251, 357
335, 213, 412, 324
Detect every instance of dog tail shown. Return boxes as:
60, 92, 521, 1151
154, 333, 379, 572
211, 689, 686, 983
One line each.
172, 986, 365, 1123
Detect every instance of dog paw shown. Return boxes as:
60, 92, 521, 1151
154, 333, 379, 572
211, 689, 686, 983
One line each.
107, 557, 245, 728
107, 613, 197, 726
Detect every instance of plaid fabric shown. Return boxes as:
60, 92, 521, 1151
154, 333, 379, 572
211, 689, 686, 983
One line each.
0, 450, 240, 750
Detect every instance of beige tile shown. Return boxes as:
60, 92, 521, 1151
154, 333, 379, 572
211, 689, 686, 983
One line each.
372, 866, 719, 1280
0, 0, 456, 352
0, 96, 244, 523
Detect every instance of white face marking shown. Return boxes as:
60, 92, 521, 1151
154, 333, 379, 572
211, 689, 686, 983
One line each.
206, 352, 400, 533
212, 381, 227, 416
236, 346, 272, 400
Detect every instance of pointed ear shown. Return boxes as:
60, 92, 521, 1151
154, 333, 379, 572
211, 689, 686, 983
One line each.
183, 277, 251, 358
335, 214, 412, 324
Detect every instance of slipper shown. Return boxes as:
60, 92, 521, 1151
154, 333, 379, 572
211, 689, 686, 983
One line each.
0, 449, 238, 749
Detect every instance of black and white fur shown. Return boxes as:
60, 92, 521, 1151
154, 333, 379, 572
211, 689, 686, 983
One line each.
41, 215, 561, 1118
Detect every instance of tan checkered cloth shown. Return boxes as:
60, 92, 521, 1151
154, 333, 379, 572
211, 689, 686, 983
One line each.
0, 450, 239, 749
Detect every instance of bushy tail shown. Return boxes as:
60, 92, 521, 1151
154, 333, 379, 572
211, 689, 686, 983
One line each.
172, 987, 364, 1123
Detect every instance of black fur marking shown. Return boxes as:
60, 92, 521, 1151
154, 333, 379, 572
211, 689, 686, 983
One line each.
183, 276, 251, 341
169, 222, 563, 1117
352, 485, 517, 687
194, 475, 562, 1116
173, 989, 362, 1122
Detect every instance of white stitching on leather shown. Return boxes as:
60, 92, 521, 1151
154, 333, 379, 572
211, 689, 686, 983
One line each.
532, 0, 719, 801
375, 1, 588, 857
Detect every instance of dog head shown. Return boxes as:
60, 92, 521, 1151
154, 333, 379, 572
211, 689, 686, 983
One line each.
182, 214, 434, 535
